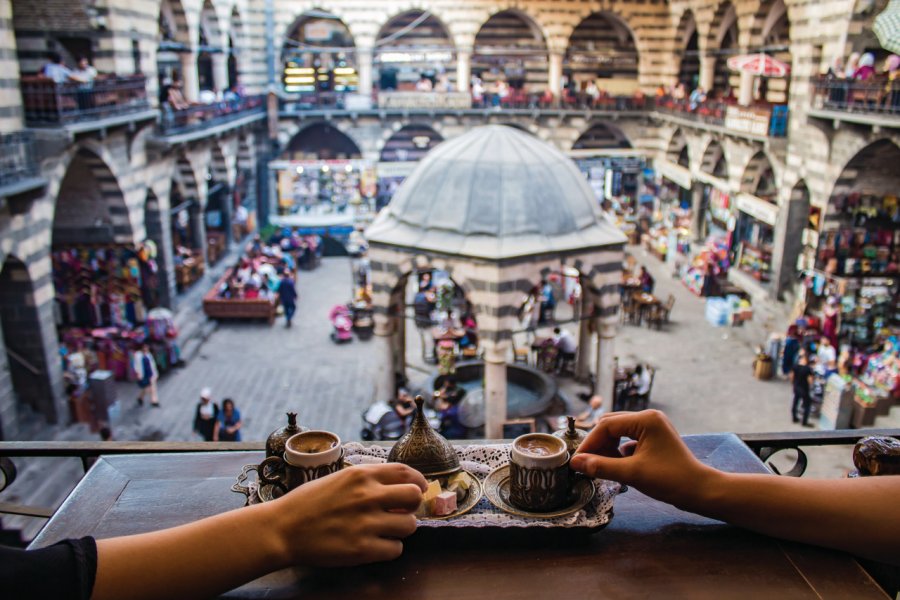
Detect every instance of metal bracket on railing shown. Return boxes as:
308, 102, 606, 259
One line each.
0, 456, 17, 492
758, 446, 808, 477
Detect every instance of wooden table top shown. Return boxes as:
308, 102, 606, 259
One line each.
31, 435, 887, 599
632, 291, 660, 306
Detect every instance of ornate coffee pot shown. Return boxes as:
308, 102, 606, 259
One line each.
388, 396, 460, 477
553, 416, 588, 456
265, 412, 307, 458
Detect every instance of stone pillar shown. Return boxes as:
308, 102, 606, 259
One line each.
456, 48, 471, 93
738, 70, 754, 106
691, 182, 705, 241
145, 198, 177, 309
180, 51, 199, 102
190, 205, 208, 267
700, 54, 715, 92
212, 53, 229, 94
483, 341, 508, 439
357, 47, 374, 100
548, 51, 564, 101
373, 316, 396, 403
268, 168, 279, 218
594, 323, 616, 409
575, 292, 592, 382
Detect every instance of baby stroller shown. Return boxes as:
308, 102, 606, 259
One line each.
360, 401, 408, 441
329, 305, 353, 344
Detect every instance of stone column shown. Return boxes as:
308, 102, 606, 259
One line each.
700, 54, 715, 92
180, 51, 200, 102
575, 292, 592, 382
594, 323, 616, 408
373, 316, 396, 403
212, 53, 229, 94
738, 70, 754, 106
456, 48, 471, 93
548, 51, 564, 101
483, 341, 508, 439
691, 182, 705, 241
357, 46, 374, 100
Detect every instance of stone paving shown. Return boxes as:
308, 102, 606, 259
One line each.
3, 247, 899, 541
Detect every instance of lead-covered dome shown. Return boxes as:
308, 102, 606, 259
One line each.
366, 125, 626, 260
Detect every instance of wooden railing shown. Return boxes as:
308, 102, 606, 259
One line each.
20, 74, 150, 126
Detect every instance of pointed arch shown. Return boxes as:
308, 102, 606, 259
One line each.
282, 9, 357, 94
158, 0, 191, 47
53, 148, 132, 245
740, 151, 777, 201
701, 139, 728, 178
708, 2, 739, 97
375, 10, 455, 91
572, 122, 632, 150
666, 129, 689, 164
566, 12, 639, 84
676, 10, 700, 88
284, 122, 362, 160
380, 124, 444, 162
473, 9, 548, 93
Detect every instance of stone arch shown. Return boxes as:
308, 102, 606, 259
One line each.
52, 147, 133, 246
197, 0, 224, 91
228, 5, 246, 89
379, 124, 444, 162
566, 12, 639, 84
708, 1, 739, 97
281, 9, 357, 94
828, 139, 900, 203
666, 129, 689, 164
572, 122, 633, 150
142, 189, 172, 308
283, 121, 363, 160
0, 255, 55, 429
676, 9, 701, 88
158, 0, 191, 47
473, 9, 548, 93
740, 150, 778, 201
701, 139, 728, 178
375, 9, 456, 90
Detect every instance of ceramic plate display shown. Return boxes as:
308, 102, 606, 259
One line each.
419, 470, 483, 521
483, 464, 596, 519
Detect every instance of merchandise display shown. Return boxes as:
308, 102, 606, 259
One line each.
52, 244, 160, 329
816, 193, 899, 277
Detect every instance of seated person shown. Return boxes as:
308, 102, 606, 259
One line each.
459, 313, 478, 348
574, 394, 605, 429
436, 377, 466, 439
552, 326, 577, 370
639, 266, 655, 294
625, 364, 652, 408
370, 389, 416, 441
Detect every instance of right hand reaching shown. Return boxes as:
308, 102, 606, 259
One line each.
269, 463, 428, 568
569, 410, 716, 512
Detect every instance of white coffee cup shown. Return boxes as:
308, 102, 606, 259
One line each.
284, 430, 342, 467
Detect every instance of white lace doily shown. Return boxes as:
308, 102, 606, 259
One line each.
343, 442, 620, 529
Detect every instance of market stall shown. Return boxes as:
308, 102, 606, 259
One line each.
731, 193, 778, 285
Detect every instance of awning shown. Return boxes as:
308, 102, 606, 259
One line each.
735, 193, 778, 226
875, 0, 900, 54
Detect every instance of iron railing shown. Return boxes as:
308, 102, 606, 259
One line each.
810, 76, 900, 116
158, 95, 265, 136
655, 97, 729, 127
20, 74, 150, 126
0, 131, 40, 190
654, 96, 789, 137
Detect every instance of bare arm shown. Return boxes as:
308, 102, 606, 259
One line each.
570, 410, 900, 563
92, 463, 427, 600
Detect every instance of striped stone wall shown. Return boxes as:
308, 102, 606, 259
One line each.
0, 0, 22, 131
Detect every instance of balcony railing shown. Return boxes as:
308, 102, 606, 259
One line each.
20, 74, 150, 126
0, 131, 40, 190
655, 96, 789, 138
810, 76, 900, 117
158, 95, 265, 136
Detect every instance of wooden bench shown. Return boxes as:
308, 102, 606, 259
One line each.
202, 273, 277, 324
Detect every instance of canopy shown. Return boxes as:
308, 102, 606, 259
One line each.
727, 53, 790, 77
874, 0, 900, 54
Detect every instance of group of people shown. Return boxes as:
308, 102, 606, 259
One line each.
192, 388, 243, 442
827, 52, 900, 83
160, 71, 248, 113
41, 52, 98, 110
788, 335, 839, 428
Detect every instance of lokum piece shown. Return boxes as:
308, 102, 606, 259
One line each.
447, 473, 470, 502
432, 491, 458, 517
853, 436, 900, 476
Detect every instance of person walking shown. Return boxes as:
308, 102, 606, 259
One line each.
193, 388, 220, 442
790, 353, 814, 427
277, 271, 298, 328
132, 344, 159, 407
214, 398, 243, 441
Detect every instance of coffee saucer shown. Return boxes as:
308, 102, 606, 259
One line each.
419, 470, 483, 521
483, 465, 595, 519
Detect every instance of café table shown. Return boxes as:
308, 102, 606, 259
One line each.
30, 435, 888, 599
631, 291, 661, 327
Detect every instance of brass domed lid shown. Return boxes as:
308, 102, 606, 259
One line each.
387, 396, 460, 477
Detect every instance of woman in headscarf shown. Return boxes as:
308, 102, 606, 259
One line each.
844, 52, 861, 79
853, 53, 876, 81
827, 56, 844, 78
884, 54, 900, 110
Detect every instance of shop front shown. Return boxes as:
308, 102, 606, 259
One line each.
273, 159, 376, 217
728, 193, 778, 296
646, 159, 693, 263
570, 151, 646, 244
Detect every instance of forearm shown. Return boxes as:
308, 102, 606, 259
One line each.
92, 502, 287, 600
689, 470, 900, 562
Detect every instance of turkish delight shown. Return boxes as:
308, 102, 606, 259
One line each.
432, 491, 458, 517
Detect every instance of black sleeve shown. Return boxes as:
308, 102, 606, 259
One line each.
1, 537, 97, 600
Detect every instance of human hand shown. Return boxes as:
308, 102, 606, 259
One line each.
269, 463, 427, 568
569, 410, 716, 511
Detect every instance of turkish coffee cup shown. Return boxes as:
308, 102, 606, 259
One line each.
508, 433, 570, 512
259, 430, 343, 492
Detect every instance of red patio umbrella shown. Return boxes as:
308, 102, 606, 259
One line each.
726, 53, 791, 77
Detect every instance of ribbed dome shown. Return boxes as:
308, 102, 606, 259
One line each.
366, 125, 626, 260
